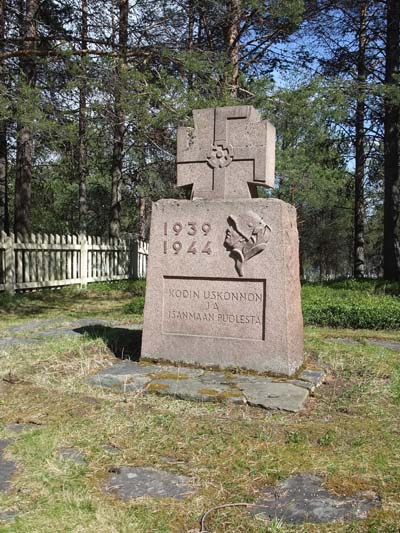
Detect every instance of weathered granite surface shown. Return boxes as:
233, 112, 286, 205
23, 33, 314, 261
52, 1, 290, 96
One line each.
142, 199, 303, 376
241, 382, 308, 412
143, 105, 303, 376
88, 360, 323, 412
252, 474, 380, 524
104, 467, 194, 500
177, 106, 275, 200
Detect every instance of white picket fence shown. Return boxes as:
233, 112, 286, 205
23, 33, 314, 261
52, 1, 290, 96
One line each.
0, 231, 149, 293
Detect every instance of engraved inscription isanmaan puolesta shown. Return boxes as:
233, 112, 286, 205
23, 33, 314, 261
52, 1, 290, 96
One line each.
163, 276, 266, 340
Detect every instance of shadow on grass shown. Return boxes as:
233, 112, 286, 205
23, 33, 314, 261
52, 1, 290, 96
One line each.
74, 325, 142, 361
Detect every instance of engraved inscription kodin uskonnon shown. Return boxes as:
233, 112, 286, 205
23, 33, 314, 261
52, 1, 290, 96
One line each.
224, 210, 271, 277
163, 276, 265, 340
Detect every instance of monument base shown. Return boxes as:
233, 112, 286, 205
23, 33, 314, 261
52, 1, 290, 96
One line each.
141, 198, 303, 376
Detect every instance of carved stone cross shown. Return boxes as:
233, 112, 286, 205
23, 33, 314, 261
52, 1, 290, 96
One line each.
177, 106, 275, 200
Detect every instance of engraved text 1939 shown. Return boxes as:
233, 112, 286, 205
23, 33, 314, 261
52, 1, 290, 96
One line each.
163, 221, 212, 256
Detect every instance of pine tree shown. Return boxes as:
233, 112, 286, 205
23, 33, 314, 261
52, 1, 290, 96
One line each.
78, 0, 88, 234
0, 0, 9, 233
14, 0, 38, 236
354, 0, 368, 278
383, 0, 400, 280
110, 0, 128, 238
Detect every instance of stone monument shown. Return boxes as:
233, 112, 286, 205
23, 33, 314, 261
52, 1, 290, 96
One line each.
141, 105, 303, 376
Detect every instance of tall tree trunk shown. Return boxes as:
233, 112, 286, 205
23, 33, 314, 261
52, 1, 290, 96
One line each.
354, 0, 367, 278
110, 0, 128, 238
138, 195, 146, 240
226, 0, 240, 98
14, 0, 37, 236
78, 0, 88, 234
0, 0, 9, 234
187, 0, 194, 90
383, 0, 400, 280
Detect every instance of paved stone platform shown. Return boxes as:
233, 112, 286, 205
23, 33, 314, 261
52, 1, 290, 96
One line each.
88, 360, 324, 412
252, 474, 380, 523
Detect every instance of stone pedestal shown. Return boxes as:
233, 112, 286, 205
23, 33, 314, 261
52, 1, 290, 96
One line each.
142, 198, 303, 376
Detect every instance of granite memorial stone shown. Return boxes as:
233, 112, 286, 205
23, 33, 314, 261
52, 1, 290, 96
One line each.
142, 106, 303, 376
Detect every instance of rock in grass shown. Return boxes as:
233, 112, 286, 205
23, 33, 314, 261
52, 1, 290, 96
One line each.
59, 448, 86, 465
252, 474, 380, 524
241, 381, 309, 412
0, 511, 18, 522
104, 466, 195, 500
298, 369, 325, 388
0, 440, 17, 493
5, 422, 42, 433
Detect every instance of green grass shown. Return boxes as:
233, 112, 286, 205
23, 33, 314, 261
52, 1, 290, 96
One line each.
0, 280, 146, 328
303, 279, 400, 329
0, 282, 399, 531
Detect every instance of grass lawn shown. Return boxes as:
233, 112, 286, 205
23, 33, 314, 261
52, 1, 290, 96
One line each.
0, 282, 399, 532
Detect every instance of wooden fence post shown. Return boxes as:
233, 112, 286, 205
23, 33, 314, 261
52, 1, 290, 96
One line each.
80, 233, 88, 288
3, 232, 15, 294
131, 238, 138, 279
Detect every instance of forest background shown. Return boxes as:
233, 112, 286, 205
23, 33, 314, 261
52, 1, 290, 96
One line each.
0, 0, 399, 281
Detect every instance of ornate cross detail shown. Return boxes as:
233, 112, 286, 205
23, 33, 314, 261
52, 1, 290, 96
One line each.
176, 106, 275, 200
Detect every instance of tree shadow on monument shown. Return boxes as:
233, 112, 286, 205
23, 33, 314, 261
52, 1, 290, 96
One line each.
74, 325, 142, 361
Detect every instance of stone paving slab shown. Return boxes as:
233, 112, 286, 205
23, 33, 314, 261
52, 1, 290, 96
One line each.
0, 337, 42, 348
147, 377, 244, 403
102, 445, 121, 455
0, 318, 142, 348
241, 381, 309, 412
252, 474, 380, 524
0, 511, 18, 523
298, 369, 325, 388
329, 337, 400, 352
367, 339, 400, 351
59, 448, 87, 465
88, 360, 323, 412
3, 318, 126, 334
0, 440, 17, 493
288, 379, 315, 391
5, 423, 42, 433
104, 466, 194, 500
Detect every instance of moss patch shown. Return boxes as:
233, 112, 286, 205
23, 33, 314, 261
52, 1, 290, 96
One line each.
147, 372, 190, 381
198, 388, 243, 400
146, 382, 170, 393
